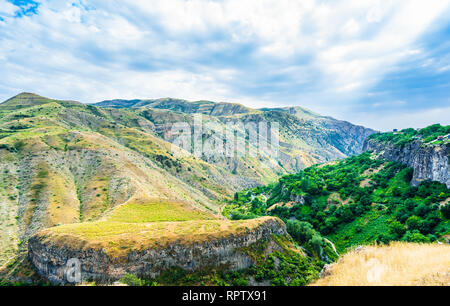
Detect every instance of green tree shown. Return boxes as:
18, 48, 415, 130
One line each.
388, 221, 406, 239
441, 205, 450, 219
310, 234, 324, 256
405, 216, 422, 231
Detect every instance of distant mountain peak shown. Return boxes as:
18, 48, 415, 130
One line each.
1, 92, 53, 107
10, 92, 44, 100
17, 92, 41, 97
259, 106, 324, 120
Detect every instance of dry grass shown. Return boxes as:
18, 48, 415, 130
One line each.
39, 216, 279, 259
360, 164, 385, 187
318, 161, 338, 168
362, 164, 385, 176
440, 197, 450, 206
312, 242, 450, 286
266, 201, 296, 212
47, 172, 79, 226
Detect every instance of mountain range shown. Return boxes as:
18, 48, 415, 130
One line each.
0, 92, 375, 283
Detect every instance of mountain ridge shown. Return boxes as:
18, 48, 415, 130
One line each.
93, 96, 376, 159
0, 92, 375, 284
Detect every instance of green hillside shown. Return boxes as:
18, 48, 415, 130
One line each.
368, 124, 450, 146
0, 92, 377, 285
0, 93, 240, 270
225, 151, 450, 253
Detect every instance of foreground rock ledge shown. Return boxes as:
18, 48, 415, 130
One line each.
28, 217, 287, 284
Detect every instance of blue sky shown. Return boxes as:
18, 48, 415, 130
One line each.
0, 0, 449, 130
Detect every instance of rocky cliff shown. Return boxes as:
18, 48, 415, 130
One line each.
28, 217, 287, 284
363, 139, 449, 187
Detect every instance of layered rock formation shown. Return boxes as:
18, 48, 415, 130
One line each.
28, 217, 287, 284
363, 139, 449, 187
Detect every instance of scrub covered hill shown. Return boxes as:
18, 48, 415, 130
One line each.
225, 151, 450, 253
0, 93, 249, 269
0, 92, 374, 285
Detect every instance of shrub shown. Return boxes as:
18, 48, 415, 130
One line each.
286, 220, 315, 243
441, 205, 450, 219
13, 140, 25, 152
119, 274, 143, 286
405, 216, 422, 231
388, 221, 406, 239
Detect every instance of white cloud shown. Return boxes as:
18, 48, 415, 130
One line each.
366, 4, 383, 23
316, 0, 450, 97
0, 0, 449, 130
342, 19, 361, 36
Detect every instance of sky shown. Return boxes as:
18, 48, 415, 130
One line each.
0, 0, 450, 131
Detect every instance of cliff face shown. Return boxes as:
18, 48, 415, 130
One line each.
28, 218, 287, 284
363, 139, 449, 188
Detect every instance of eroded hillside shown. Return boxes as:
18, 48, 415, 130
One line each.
0, 92, 375, 284
0, 93, 237, 268
95, 97, 376, 172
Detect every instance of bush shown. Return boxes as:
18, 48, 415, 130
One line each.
310, 234, 325, 256
388, 221, 406, 239
377, 233, 395, 244
232, 278, 248, 286
13, 140, 25, 152
441, 205, 450, 219
405, 216, 422, 231
286, 220, 315, 244
119, 274, 143, 286
402, 230, 430, 243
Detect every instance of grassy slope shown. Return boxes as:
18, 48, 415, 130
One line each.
0, 92, 374, 285
0, 93, 236, 267
37, 199, 282, 259
106, 199, 216, 223
312, 242, 450, 286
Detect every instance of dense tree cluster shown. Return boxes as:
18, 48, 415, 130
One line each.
368, 124, 450, 146
225, 152, 449, 251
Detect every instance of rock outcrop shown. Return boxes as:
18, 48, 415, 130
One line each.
290, 193, 305, 205
28, 217, 287, 285
363, 139, 449, 188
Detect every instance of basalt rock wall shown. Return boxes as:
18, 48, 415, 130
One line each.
363, 139, 449, 188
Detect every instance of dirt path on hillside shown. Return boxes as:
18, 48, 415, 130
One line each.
324, 238, 339, 256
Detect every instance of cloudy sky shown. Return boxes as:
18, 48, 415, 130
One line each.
1, 0, 450, 130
